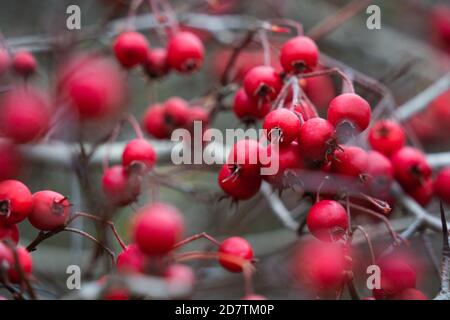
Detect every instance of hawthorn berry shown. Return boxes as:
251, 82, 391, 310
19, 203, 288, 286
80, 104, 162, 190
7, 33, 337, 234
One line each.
434, 167, 450, 204
327, 93, 371, 135
132, 202, 184, 256
113, 31, 149, 68
103, 288, 130, 300
392, 288, 427, 300
28, 190, 70, 231
166, 31, 205, 73
280, 36, 319, 73
298, 118, 335, 162
8, 246, 33, 283
306, 200, 349, 241
0, 221, 19, 244
368, 120, 405, 157
101, 165, 141, 206
218, 164, 262, 200
0, 180, 33, 225
243, 66, 282, 102
263, 109, 301, 145
332, 146, 369, 178
218, 237, 254, 273
0, 141, 22, 181
375, 255, 417, 297
122, 139, 157, 171
143, 48, 170, 79
227, 139, 263, 178
233, 88, 271, 122
12, 50, 37, 77
366, 151, 394, 191
117, 244, 146, 274
143, 104, 170, 139
0, 88, 50, 144
164, 97, 190, 128
391, 147, 431, 190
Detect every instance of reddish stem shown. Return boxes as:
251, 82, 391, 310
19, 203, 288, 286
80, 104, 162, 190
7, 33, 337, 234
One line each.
172, 232, 221, 250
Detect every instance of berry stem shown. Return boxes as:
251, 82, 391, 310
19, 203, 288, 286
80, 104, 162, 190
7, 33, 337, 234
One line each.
127, 0, 144, 31
353, 225, 376, 265
258, 29, 271, 66
64, 227, 115, 263
299, 67, 355, 93
172, 232, 221, 250
102, 121, 123, 172
124, 113, 145, 140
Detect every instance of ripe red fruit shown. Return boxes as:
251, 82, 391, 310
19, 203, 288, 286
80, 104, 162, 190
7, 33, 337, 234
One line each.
306, 200, 349, 241
368, 120, 405, 157
0, 180, 33, 225
292, 100, 317, 121
0, 88, 50, 144
280, 36, 319, 73
117, 244, 146, 274
8, 246, 33, 283
122, 139, 157, 170
166, 31, 205, 73
366, 151, 394, 192
143, 104, 170, 139
332, 146, 369, 178
218, 237, 254, 273
391, 147, 431, 189
435, 167, 450, 204
376, 255, 417, 297
143, 48, 170, 79
0, 49, 10, 76
233, 88, 271, 122
113, 31, 149, 68
0, 141, 22, 181
243, 66, 282, 101
164, 97, 190, 127
58, 55, 126, 120
263, 142, 304, 186
227, 139, 263, 177
28, 190, 70, 231
392, 288, 427, 300
0, 221, 19, 244
133, 203, 184, 256
102, 165, 141, 206
187, 106, 209, 128
218, 164, 262, 200
164, 264, 195, 286
298, 118, 335, 162
406, 178, 434, 207
263, 109, 301, 145
327, 93, 371, 133
12, 50, 37, 77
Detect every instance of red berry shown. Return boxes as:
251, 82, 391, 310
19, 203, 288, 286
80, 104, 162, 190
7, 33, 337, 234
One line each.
164, 97, 190, 127
280, 36, 319, 73
113, 31, 149, 68
12, 51, 37, 77
407, 178, 434, 207
164, 264, 195, 286
227, 139, 263, 178
218, 237, 254, 273
368, 120, 405, 157
263, 109, 301, 145
132, 203, 184, 256
435, 167, 450, 204
218, 164, 262, 200
102, 165, 141, 207
104, 288, 130, 300
306, 200, 349, 241
327, 93, 371, 133
377, 255, 417, 296
292, 100, 317, 121
143, 104, 170, 139
298, 118, 335, 162
243, 66, 282, 102
263, 142, 304, 186
392, 288, 427, 300
0, 180, 33, 225
0, 88, 50, 144
8, 246, 33, 283
233, 88, 271, 122
143, 48, 170, 79
0, 141, 22, 181
117, 244, 146, 274
0, 49, 10, 76
366, 151, 394, 193
122, 139, 157, 170
332, 146, 369, 178
28, 190, 70, 231
166, 31, 204, 73
0, 221, 19, 244
391, 147, 431, 190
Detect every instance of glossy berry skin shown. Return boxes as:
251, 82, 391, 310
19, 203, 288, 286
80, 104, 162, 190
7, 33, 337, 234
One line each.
391, 147, 431, 190
133, 203, 184, 256
218, 164, 262, 200
0, 141, 22, 181
0, 221, 19, 244
116, 244, 146, 274
122, 139, 157, 170
102, 165, 141, 207
227, 139, 263, 178
376, 255, 417, 297
143, 48, 169, 79
8, 246, 33, 283
166, 32, 205, 73
164, 264, 195, 286
12, 51, 37, 77
263, 109, 301, 145
298, 118, 335, 162
218, 237, 254, 273
392, 288, 427, 300
143, 104, 170, 139
434, 167, 450, 204
327, 93, 371, 132
233, 88, 271, 122
368, 120, 405, 157
0, 180, 33, 225
406, 178, 433, 207
113, 31, 149, 68
28, 190, 70, 231
332, 146, 368, 178
0, 88, 50, 144
164, 97, 190, 128
280, 36, 319, 73
306, 200, 349, 241
243, 66, 282, 102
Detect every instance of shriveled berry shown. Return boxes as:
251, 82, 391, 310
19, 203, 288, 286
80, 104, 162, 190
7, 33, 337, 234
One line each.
28, 190, 70, 231
306, 200, 349, 241
368, 120, 405, 157
0, 180, 33, 225
166, 32, 204, 73
113, 31, 149, 68
218, 237, 254, 273
280, 36, 319, 73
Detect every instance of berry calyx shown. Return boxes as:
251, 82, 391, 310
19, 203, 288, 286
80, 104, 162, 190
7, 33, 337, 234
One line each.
12, 50, 37, 77
368, 120, 405, 157
263, 108, 301, 145
280, 36, 319, 73
132, 203, 184, 256
306, 200, 349, 241
0, 180, 33, 225
28, 190, 70, 231
243, 66, 282, 102
113, 31, 150, 69
434, 167, 450, 204
298, 118, 336, 162
122, 139, 157, 171
166, 31, 205, 73
327, 93, 371, 135
218, 237, 254, 273
101, 165, 141, 207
